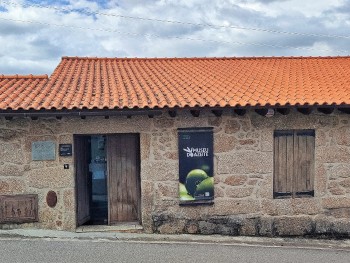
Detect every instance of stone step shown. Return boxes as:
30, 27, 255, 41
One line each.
76, 223, 143, 233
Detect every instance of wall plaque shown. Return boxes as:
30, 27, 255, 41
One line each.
46, 191, 57, 208
59, 144, 72, 156
32, 141, 56, 161
0, 194, 38, 223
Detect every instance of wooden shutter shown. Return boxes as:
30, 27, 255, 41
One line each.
274, 130, 294, 198
273, 130, 315, 198
294, 130, 315, 197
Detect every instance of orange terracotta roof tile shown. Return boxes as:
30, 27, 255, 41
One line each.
0, 75, 48, 110
2, 56, 350, 111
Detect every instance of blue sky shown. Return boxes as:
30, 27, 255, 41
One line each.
0, 0, 349, 74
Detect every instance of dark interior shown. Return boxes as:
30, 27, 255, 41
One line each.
84, 135, 108, 225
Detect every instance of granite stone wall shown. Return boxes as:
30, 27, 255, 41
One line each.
1, 109, 350, 237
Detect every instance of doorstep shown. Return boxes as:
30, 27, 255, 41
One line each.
76, 223, 143, 233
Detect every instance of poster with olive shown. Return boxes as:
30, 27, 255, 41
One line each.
178, 127, 214, 203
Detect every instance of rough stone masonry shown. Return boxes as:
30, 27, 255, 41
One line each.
1, 108, 350, 237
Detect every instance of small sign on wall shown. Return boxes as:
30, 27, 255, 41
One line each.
59, 144, 72, 156
32, 141, 56, 161
178, 127, 214, 205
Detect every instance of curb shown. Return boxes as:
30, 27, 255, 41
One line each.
1, 229, 350, 251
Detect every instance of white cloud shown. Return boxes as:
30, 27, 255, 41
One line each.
0, 0, 349, 74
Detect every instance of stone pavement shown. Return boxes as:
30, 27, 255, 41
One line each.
1, 228, 350, 251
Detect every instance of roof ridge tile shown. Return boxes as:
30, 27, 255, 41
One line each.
61, 56, 350, 61
0, 74, 48, 79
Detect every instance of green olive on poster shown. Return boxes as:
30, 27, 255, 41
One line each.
194, 176, 214, 197
179, 183, 188, 196
179, 193, 195, 201
179, 183, 195, 200
185, 169, 208, 196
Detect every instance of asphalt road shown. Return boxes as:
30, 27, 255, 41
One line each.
0, 238, 349, 263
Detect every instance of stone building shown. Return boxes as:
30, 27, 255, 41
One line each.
1, 56, 350, 237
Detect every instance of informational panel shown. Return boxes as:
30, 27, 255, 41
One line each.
178, 127, 214, 204
32, 141, 56, 161
59, 144, 72, 156
0, 194, 38, 223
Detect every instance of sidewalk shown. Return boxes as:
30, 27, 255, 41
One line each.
1, 228, 350, 251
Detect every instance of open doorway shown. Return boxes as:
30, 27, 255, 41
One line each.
74, 134, 141, 226
90, 135, 108, 224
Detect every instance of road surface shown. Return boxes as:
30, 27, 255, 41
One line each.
0, 237, 349, 263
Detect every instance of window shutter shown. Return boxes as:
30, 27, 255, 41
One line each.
294, 130, 315, 197
273, 131, 293, 198
273, 130, 315, 198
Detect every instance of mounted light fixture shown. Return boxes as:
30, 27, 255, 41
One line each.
265, 108, 275, 117
255, 108, 275, 117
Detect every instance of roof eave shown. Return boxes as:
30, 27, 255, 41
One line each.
0, 108, 163, 118
0, 104, 348, 118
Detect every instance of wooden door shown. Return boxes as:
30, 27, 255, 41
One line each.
107, 134, 141, 224
75, 136, 91, 226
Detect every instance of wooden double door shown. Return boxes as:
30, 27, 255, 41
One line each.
75, 134, 141, 226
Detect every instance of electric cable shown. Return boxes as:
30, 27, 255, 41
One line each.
1, 0, 349, 40
0, 17, 347, 54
